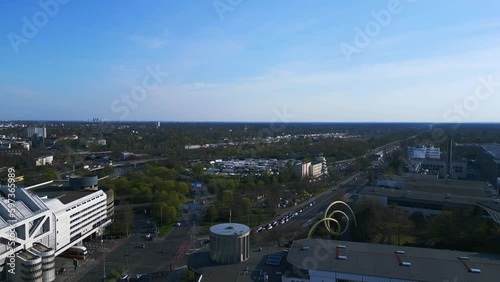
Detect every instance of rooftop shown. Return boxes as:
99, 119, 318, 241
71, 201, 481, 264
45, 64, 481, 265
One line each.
16, 250, 38, 261
363, 176, 493, 206
210, 223, 250, 236
287, 238, 500, 282
482, 144, 500, 160
29, 181, 100, 205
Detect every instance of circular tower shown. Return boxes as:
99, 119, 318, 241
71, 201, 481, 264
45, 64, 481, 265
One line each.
209, 223, 250, 264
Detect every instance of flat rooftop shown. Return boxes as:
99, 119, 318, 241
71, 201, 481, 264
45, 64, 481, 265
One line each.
210, 223, 250, 236
29, 181, 99, 205
287, 238, 500, 282
31, 243, 51, 252
363, 176, 493, 206
482, 144, 500, 160
17, 250, 38, 261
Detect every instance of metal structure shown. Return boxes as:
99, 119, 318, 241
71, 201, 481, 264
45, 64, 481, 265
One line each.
307, 201, 357, 238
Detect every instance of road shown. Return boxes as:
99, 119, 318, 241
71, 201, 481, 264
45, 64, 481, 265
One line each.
254, 172, 366, 245
71, 183, 211, 282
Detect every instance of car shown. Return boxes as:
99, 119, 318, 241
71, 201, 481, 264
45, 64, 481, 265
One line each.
266, 225, 273, 230
175, 222, 181, 227
145, 233, 151, 238
119, 274, 129, 280
257, 227, 263, 232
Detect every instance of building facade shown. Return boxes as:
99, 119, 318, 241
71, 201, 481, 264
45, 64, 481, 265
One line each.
407, 146, 440, 159
0, 178, 113, 280
27, 127, 47, 139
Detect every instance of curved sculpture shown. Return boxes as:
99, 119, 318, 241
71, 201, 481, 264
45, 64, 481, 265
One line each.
307, 200, 357, 238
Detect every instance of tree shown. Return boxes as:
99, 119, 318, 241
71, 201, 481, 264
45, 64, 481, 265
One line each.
207, 205, 218, 222
239, 197, 252, 215
192, 163, 205, 179
181, 269, 196, 282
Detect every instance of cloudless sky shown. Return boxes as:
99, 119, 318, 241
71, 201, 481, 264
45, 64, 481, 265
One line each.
1, 0, 500, 122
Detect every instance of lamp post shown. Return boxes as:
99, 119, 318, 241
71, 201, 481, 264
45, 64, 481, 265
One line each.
102, 232, 106, 282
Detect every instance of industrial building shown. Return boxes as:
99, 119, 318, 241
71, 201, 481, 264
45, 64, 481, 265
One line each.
209, 223, 250, 264
283, 238, 500, 282
476, 144, 500, 188
407, 145, 441, 159
362, 175, 495, 216
0, 176, 113, 281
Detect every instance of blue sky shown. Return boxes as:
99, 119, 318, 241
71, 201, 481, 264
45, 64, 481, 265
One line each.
1, 0, 500, 122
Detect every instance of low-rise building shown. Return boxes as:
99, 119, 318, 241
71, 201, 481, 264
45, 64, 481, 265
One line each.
284, 238, 500, 282
35, 156, 54, 166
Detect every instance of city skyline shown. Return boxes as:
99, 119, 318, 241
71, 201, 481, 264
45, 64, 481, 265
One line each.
2, 0, 500, 122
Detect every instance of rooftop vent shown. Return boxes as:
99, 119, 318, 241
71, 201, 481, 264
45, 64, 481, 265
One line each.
337, 255, 347, 260
401, 262, 412, 267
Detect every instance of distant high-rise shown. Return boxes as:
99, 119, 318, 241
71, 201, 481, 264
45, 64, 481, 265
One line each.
26, 127, 46, 138
156, 121, 161, 128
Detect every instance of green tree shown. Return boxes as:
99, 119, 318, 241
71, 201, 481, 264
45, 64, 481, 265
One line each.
181, 269, 196, 282
239, 197, 252, 215
207, 205, 218, 222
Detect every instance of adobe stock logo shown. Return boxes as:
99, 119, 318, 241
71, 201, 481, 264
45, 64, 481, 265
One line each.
7, 0, 71, 54
213, 0, 245, 22
339, 0, 417, 63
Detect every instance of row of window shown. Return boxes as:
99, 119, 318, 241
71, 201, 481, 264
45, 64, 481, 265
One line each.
69, 197, 106, 222
20, 275, 43, 282
66, 193, 105, 214
69, 199, 106, 226
70, 211, 106, 236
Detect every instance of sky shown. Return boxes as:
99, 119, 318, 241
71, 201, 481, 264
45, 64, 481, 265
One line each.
1, 0, 500, 122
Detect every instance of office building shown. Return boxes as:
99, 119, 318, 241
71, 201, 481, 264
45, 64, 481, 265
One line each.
295, 162, 311, 178
308, 162, 323, 178
407, 145, 441, 159
27, 127, 47, 139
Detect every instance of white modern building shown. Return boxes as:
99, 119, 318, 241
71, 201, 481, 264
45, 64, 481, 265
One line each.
0, 176, 113, 281
407, 146, 440, 159
308, 162, 323, 178
35, 156, 54, 166
295, 162, 311, 178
